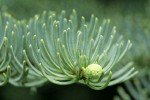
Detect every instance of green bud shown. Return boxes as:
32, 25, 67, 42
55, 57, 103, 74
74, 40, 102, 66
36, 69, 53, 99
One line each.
83, 64, 103, 79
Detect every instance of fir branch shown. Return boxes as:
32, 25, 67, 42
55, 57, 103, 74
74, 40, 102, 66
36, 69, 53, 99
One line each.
23, 10, 137, 90
114, 68, 150, 100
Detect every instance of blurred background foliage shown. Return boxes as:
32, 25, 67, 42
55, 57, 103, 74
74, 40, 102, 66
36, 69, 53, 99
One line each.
0, 0, 150, 100
0, 0, 149, 19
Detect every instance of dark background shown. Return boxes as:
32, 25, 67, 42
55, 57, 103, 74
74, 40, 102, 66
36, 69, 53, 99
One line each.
0, 83, 121, 100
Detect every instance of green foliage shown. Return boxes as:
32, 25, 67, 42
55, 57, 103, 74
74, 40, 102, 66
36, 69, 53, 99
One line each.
24, 10, 138, 90
0, 0, 150, 99
114, 68, 150, 100
0, 13, 46, 87
111, 5, 150, 100
0, 10, 138, 90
